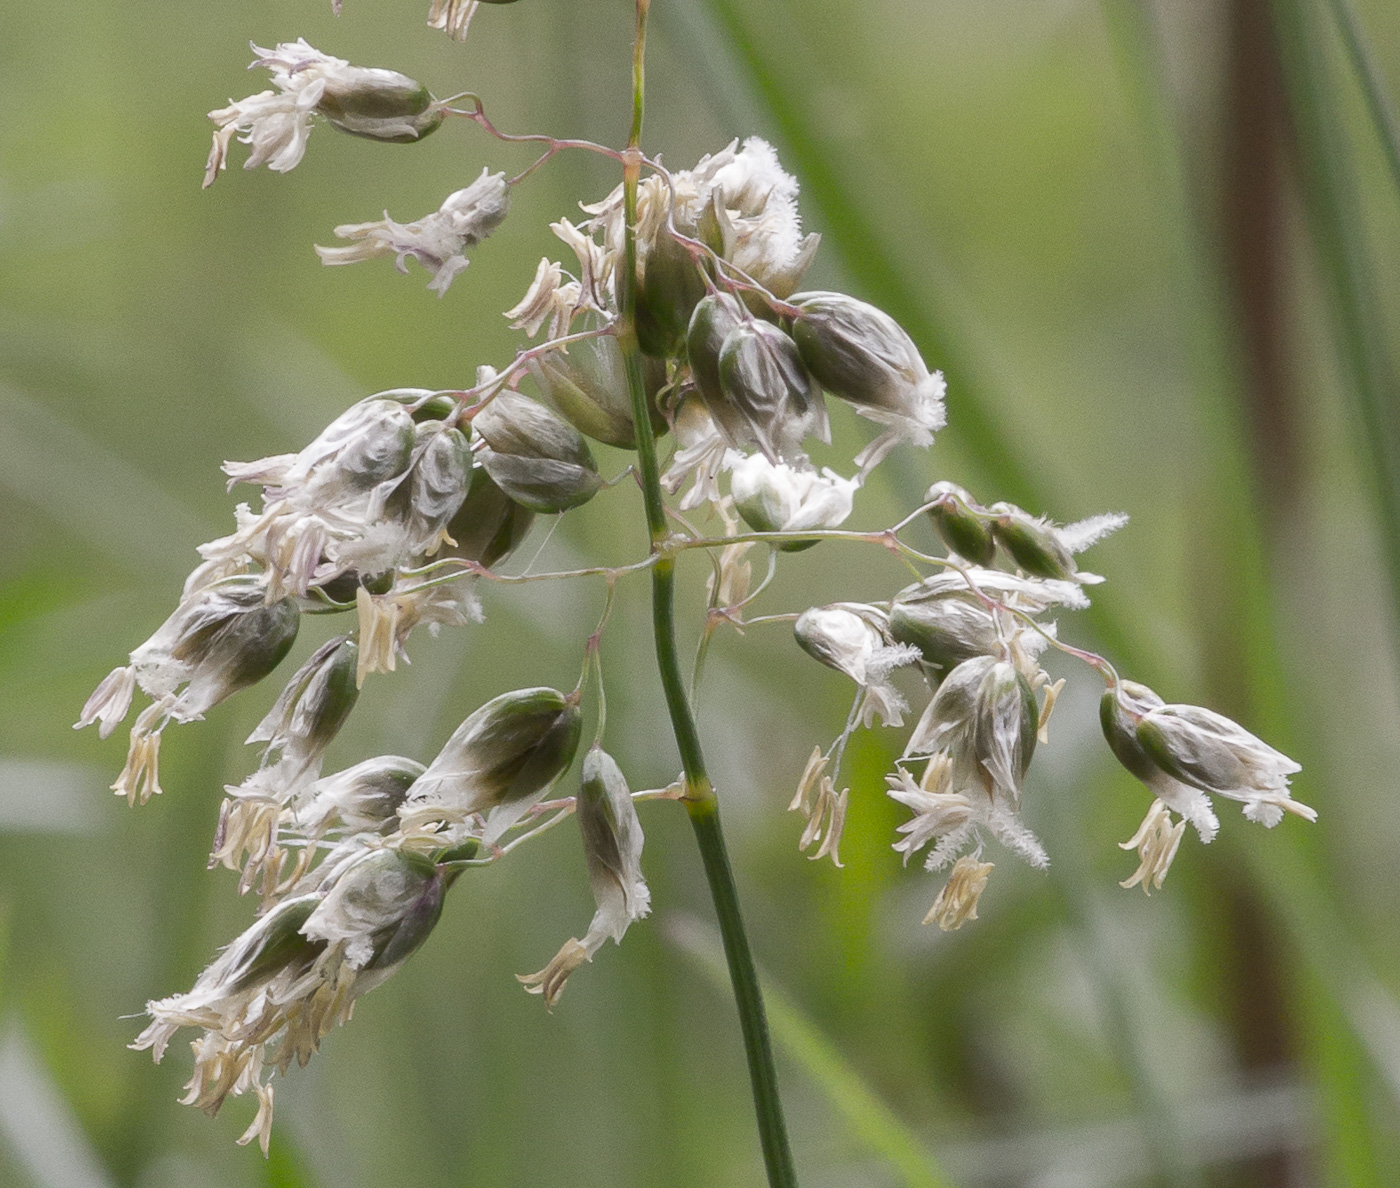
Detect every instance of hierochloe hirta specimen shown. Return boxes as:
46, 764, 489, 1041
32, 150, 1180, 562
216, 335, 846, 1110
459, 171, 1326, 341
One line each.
76, 1, 1315, 1176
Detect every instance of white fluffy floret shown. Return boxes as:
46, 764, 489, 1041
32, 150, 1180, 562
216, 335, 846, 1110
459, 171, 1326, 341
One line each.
317, 169, 511, 296
204, 40, 348, 187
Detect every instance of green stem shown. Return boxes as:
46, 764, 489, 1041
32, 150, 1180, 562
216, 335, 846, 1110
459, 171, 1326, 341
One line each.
630, 0, 649, 151
619, 3, 797, 1185
685, 801, 798, 1187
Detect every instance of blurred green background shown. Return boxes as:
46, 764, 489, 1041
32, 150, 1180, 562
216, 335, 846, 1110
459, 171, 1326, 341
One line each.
3, 0, 1400, 1184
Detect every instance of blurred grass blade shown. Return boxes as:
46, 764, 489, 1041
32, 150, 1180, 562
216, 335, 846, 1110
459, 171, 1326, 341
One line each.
1234, 824, 1400, 1082
1105, 2, 1395, 1177
1233, 829, 1389, 1183
1322, 0, 1400, 208
1048, 850, 1198, 1186
1304, 976, 1385, 1188
1271, 0, 1400, 631
0, 383, 213, 582
1345, 975, 1400, 1109
0, 760, 105, 834
263, 1131, 315, 1188
0, 1024, 116, 1188
666, 914, 954, 1188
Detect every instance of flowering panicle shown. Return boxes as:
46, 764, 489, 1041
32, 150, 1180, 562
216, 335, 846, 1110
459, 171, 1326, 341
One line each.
124, 671, 589, 1144
80, 17, 1316, 1154
782, 494, 1303, 911
132, 845, 456, 1152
